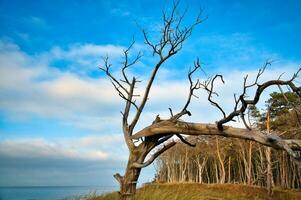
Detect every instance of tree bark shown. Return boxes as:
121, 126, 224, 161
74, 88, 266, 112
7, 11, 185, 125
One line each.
266, 147, 273, 196
114, 146, 149, 200
247, 142, 253, 185
266, 108, 273, 196
216, 137, 226, 183
132, 121, 301, 157
114, 153, 141, 200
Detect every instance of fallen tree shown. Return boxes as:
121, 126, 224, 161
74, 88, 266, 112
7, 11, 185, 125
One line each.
99, 2, 301, 199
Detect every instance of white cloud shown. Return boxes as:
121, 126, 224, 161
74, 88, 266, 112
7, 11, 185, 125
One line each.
0, 138, 108, 160
47, 43, 127, 74
0, 41, 125, 130
0, 40, 300, 132
0, 134, 127, 162
51, 44, 124, 59
0, 38, 300, 187
136, 64, 300, 129
79, 134, 123, 147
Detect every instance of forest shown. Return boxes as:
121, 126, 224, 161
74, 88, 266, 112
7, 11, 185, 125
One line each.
154, 91, 301, 190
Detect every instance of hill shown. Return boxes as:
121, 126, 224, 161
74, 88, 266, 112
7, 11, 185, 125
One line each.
85, 183, 301, 200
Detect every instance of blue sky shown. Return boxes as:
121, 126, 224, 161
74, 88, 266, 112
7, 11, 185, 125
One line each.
0, 0, 300, 187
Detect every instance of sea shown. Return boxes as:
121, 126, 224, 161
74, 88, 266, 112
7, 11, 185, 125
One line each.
0, 186, 118, 200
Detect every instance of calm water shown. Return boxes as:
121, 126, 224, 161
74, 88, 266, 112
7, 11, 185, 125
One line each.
0, 186, 118, 200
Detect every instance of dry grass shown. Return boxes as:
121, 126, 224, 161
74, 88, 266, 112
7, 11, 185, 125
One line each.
85, 183, 301, 200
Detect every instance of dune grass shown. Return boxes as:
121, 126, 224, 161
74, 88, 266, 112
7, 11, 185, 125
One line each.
85, 183, 301, 200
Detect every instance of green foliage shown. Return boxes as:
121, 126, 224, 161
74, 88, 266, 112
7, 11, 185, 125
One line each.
248, 105, 261, 121
267, 92, 300, 118
249, 91, 301, 138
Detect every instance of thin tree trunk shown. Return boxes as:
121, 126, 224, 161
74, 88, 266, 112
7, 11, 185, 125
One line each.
266, 108, 273, 196
228, 156, 231, 183
216, 137, 225, 183
247, 141, 253, 185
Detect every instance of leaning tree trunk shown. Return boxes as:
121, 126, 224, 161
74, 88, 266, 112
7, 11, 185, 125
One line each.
114, 153, 141, 199
114, 137, 172, 200
114, 146, 148, 200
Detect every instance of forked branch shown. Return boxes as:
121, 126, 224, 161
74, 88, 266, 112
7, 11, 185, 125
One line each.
129, 2, 203, 132
121, 39, 142, 85
199, 61, 301, 131
172, 58, 201, 120
200, 74, 226, 119
216, 66, 301, 130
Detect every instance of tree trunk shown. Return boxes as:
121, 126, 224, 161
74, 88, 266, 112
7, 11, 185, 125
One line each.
215, 137, 225, 183
228, 156, 231, 183
114, 149, 146, 200
266, 147, 273, 196
247, 141, 253, 185
266, 108, 273, 196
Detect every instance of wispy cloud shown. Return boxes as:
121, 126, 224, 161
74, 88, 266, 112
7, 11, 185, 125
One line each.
0, 41, 124, 131
0, 40, 300, 132
51, 43, 124, 59
111, 8, 131, 17
0, 134, 126, 161
23, 16, 51, 30
0, 138, 108, 160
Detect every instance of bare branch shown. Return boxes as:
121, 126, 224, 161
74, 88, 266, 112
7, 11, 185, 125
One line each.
121, 38, 143, 84
113, 173, 123, 184
168, 108, 174, 117
132, 140, 176, 168
200, 74, 226, 118
146, 134, 174, 153
245, 60, 271, 89
216, 66, 301, 130
172, 58, 201, 120
175, 133, 196, 147
240, 112, 251, 130
129, 3, 203, 132
100, 44, 142, 150
157, 134, 174, 145
99, 56, 129, 95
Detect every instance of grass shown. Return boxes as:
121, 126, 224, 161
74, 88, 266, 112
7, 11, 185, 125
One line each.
81, 183, 301, 200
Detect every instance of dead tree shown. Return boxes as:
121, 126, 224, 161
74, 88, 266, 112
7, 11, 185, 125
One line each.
100, 2, 301, 199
